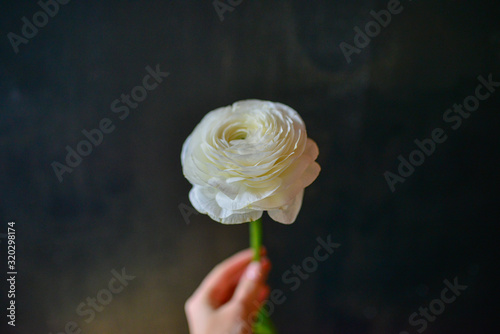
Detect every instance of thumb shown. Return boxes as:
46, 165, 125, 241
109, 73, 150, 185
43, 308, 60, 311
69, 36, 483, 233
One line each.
230, 259, 270, 314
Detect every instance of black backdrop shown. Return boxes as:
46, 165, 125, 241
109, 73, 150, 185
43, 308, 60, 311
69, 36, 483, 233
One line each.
1, 0, 499, 333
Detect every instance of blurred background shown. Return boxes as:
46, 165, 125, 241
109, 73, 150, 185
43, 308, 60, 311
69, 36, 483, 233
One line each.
1, 0, 499, 333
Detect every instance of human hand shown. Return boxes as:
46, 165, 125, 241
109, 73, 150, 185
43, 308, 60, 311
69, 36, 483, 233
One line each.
185, 248, 271, 334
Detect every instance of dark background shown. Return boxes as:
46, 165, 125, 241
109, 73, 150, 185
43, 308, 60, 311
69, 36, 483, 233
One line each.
1, 0, 499, 333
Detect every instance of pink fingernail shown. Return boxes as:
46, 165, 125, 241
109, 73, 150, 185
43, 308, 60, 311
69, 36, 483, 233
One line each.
245, 262, 261, 281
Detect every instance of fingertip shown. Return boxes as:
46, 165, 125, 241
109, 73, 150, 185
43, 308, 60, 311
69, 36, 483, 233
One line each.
244, 261, 262, 281
257, 284, 271, 303
244, 257, 271, 282
261, 256, 271, 269
260, 246, 267, 256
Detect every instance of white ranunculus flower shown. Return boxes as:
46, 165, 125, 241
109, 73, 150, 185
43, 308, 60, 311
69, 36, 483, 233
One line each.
181, 99, 320, 224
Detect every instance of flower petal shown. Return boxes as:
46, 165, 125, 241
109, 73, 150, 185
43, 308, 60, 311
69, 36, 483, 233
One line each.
267, 190, 304, 224
215, 178, 281, 211
219, 210, 263, 225
251, 139, 320, 211
189, 186, 234, 219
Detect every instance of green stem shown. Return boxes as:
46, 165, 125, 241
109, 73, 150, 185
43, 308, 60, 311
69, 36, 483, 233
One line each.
250, 218, 262, 261
249, 217, 277, 334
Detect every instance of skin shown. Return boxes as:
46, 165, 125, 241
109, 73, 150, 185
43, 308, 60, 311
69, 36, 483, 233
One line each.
185, 248, 272, 334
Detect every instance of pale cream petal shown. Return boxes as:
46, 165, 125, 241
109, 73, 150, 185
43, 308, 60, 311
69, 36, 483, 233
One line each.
215, 178, 281, 211
267, 190, 304, 224
300, 161, 321, 188
219, 210, 263, 225
189, 186, 235, 219
188, 185, 208, 215
252, 180, 304, 210
251, 141, 320, 210
277, 139, 319, 187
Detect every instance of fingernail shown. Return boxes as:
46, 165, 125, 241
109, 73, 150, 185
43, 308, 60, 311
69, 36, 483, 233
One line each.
245, 262, 261, 281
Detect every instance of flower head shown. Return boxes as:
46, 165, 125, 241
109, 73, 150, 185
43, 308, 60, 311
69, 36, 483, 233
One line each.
181, 100, 320, 224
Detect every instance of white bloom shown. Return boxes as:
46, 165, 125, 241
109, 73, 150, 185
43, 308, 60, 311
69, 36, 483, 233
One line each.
181, 99, 320, 224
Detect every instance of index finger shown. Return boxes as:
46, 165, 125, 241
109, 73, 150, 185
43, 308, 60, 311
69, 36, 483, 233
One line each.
194, 247, 266, 300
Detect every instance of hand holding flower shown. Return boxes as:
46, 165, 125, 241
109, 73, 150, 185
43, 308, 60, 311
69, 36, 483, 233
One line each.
185, 248, 271, 334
